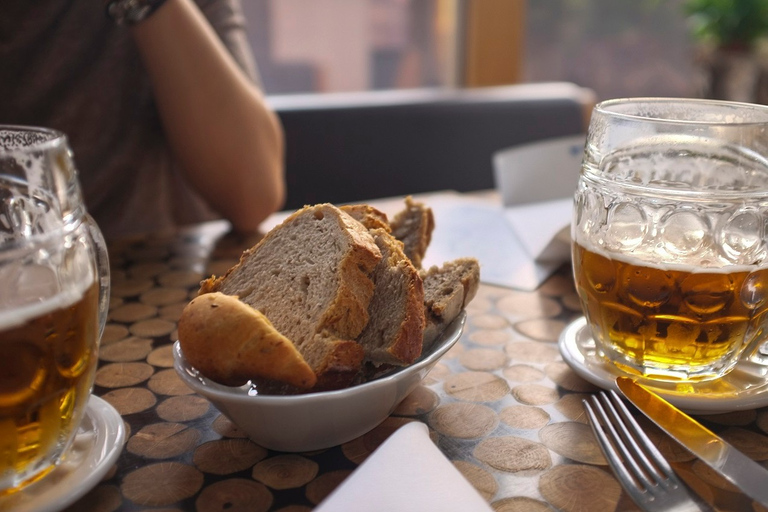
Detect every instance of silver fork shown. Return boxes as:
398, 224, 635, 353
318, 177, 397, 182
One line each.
583, 390, 715, 512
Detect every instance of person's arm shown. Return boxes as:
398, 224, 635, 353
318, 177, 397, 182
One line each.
130, 0, 285, 232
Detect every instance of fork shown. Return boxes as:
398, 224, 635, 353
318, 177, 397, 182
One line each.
583, 390, 715, 512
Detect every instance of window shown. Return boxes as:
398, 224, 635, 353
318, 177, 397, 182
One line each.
524, 0, 697, 100
243, 0, 699, 100
242, 0, 459, 94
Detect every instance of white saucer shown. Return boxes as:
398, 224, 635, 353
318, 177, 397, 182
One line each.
559, 316, 768, 414
0, 395, 125, 512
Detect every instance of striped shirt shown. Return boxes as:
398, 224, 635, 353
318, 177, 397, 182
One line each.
0, 0, 260, 238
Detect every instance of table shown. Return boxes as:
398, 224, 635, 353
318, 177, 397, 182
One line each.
67, 195, 768, 512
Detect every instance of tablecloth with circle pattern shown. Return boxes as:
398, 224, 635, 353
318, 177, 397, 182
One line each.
26, 216, 768, 512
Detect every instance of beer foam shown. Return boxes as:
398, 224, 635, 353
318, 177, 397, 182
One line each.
573, 237, 766, 274
0, 276, 93, 331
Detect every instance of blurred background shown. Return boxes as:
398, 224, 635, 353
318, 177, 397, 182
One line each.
242, 0, 768, 103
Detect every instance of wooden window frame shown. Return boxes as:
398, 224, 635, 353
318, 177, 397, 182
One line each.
459, 0, 525, 87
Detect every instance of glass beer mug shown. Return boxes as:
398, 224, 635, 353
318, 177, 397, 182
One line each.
573, 98, 768, 382
0, 126, 109, 494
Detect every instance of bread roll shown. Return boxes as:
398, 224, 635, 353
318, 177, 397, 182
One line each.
178, 292, 317, 389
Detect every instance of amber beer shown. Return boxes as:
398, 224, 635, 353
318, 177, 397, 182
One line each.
573, 242, 768, 380
0, 278, 99, 493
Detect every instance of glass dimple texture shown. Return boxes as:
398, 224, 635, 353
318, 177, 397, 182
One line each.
660, 210, 709, 257
621, 264, 675, 310
577, 150, 768, 268
740, 269, 768, 310
719, 209, 763, 264
681, 272, 734, 315
583, 249, 616, 294
574, 189, 586, 233
605, 202, 647, 251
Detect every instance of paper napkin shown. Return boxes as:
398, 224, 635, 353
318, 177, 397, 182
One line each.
314, 422, 493, 512
503, 198, 572, 263
493, 134, 585, 207
420, 194, 571, 290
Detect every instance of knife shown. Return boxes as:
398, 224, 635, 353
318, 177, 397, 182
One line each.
616, 376, 768, 507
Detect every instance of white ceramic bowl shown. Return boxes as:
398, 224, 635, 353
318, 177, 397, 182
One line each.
173, 312, 466, 452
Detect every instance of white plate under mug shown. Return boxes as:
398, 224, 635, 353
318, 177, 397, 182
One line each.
559, 316, 768, 414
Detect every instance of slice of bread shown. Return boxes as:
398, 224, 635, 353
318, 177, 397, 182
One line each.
199, 204, 382, 389
390, 196, 435, 268
421, 257, 480, 350
340, 204, 391, 232
178, 293, 317, 389
357, 228, 425, 366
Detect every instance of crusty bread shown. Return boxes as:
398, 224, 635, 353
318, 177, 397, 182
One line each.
180, 200, 477, 392
421, 257, 480, 350
199, 204, 382, 389
390, 196, 435, 268
178, 293, 316, 388
357, 228, 425, 366
340, 204, 391, 233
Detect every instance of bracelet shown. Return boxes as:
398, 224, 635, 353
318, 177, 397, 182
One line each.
106, 0, 170, 26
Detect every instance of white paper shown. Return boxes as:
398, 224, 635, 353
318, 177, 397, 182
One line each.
493, 134, 585, 207
503, 198, 572, 263
314, 422, 493, 512
422, 195, 564, 291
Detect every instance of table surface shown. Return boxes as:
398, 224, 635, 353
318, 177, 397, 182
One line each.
51, 194, 768, 512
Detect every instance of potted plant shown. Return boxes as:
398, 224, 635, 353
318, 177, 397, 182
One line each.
683, 0, 768, 102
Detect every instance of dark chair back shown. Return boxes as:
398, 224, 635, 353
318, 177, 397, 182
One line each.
269, 83, 593, 209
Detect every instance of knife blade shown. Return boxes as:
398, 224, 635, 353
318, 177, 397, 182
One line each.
616, 376, 768, 507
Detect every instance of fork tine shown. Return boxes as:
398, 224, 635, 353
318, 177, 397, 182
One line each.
585, 390, 715, 512
586, 392, 672, 490
604, 390, 678, 485
597, 391, 668, 489
583, 396, 647, 501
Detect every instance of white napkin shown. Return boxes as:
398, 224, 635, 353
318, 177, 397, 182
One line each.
493, 134, 585, 207
314, 422, 493, 512
503, 198, 572, 263
421, 195, 570, 290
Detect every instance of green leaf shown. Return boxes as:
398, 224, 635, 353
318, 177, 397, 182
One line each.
683, 0, 768, 46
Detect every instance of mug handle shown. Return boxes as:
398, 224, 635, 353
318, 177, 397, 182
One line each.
84, 213, 110, 340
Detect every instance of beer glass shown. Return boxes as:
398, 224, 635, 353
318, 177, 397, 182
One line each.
0, 126, 109, 494
573, 98, 768, 382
